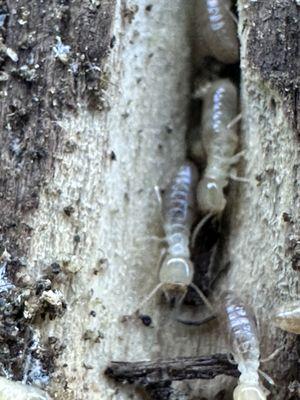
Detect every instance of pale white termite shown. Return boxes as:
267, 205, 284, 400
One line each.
221, 292, 268, 400
195, 0, 239, 64
134, 161, 213, 315
272, 301, 300, 334
196, 79, 240, 215
0, 377, 52, 400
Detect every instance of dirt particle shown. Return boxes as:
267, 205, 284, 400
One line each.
122, 4, 139, 24
110, 35, 116, 48
63, 205, 75, 217
110, 150, 117, 161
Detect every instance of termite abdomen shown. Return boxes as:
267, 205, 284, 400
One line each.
197, 79, 239, 214
129, 162, 213, 319
221, 292, 259, 363
159, 161, 199, 304
162, 161, 199, 258
220, 292, 267, 400
196, 0, 239, 64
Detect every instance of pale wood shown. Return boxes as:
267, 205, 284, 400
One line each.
14, 1, 298, 399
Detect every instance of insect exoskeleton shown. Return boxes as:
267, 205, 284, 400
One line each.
272, 301, 300, 334
197, 79, 239, 215
220, 292, 268, 400
0, 377, 52, 400
196, 0, 239, 64
129, 161, 214, 319
159, 161, 199, 305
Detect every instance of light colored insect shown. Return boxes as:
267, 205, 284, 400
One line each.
133, 161, 213, 316
196, 0, 239, 64
221, 292, 268, 400
0, 377, 51, 400
196, 79, 240, 215
272, 301, 300, 334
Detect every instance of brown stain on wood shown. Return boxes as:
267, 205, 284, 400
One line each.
245, 2, 300, 396
0, 0, 116, 257
0, 0, 116, 382
247, 0, 299, 133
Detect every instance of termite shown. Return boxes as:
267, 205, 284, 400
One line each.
0, 377, 51, 400
195, 0, 239, 64
196, 79, 241, 216
221, 292, 268, 400
272, 301, 300, 334
129, 161, 213, 318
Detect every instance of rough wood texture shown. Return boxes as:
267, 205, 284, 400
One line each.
0, 0, 299, 399
105, 354, 239, 385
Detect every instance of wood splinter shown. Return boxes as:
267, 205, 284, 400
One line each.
105, 353, 239, 386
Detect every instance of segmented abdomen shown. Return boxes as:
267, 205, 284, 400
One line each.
202, 79, 238, 183
198, 0, 239, 64
221, 292, 260, 365
162, 162, 199, 255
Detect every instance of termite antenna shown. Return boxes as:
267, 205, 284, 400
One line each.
122, 282, 165, 322
175, 312, 216, 326
135, 282, 165, 316
260, 345, 285, 364
191, 212, 214, 249
189, 282, 215, 313
224, 3, 238, 25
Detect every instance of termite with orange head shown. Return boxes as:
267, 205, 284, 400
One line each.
272, 301, 300, 334
194, 0, 239, 65
0, 377, 52, 400
128, 161, 214, 320
221, 291, 268, 400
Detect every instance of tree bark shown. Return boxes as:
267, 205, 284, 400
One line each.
0, 1, 298, 400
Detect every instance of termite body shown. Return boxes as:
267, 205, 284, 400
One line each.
196, 79, 239, 215
133, 161, 213, 316
159, 161, 199, 305
194, 0, 239, 64
272, 301, 300, 334
221, 292, 267, 400
0, 377, 51, 400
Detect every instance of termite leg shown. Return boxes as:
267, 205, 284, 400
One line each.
258, 369, 275, 387
260, 345, 285, 364
191, 212, 214, 249
227, 353, 237, 365
226, 113, 242, 129
135, 236, 166, 246
228, 149, 245, 165
154, 185, 163, 207
135, 184, 166, 246
229, 172, 249, 183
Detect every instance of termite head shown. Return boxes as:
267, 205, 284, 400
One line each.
233, 383, 267, 400
159, 256, 193, 306
272, 301, 300, 334
197, 177, 226, 214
